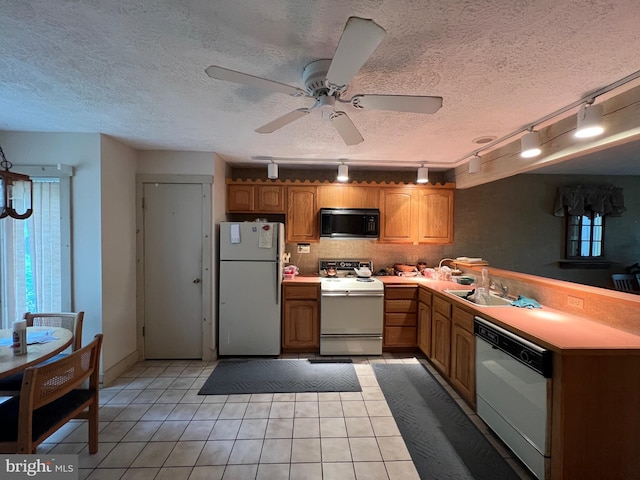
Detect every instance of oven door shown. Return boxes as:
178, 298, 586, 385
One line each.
320, 292, 383, 334
320, 291, 383, 355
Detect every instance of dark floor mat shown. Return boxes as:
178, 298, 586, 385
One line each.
373, 363, 521, 480
198, 359, 361, 395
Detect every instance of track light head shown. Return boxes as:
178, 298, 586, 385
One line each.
468, 155, 481, 174
520, 131, 542, 158
267, 162, 278, 179
337, 163, 349, 182
417, 165, 429, 183
575, 103, 604, 138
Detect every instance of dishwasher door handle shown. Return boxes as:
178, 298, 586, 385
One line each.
321, 291, 384, 297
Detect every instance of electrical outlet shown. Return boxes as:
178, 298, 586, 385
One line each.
567, 295, 584, 309
297, 243, 310, 254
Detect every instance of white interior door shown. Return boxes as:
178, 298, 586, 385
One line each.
143, 182, 203, 358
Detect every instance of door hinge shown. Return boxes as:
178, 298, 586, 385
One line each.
142, 326, 145, 337
141, 197, 145, 209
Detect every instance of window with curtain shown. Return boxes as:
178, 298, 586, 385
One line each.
554, 183, 622, 268
0, 169, 70, 328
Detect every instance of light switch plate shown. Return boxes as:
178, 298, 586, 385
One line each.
297, 243, 311, 254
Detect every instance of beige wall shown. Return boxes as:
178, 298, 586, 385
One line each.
100, 136, 138, 374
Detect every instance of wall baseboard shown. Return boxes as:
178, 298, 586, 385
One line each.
102, 350, 140, 387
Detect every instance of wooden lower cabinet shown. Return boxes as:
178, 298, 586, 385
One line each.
450, 306, 475, 407
282, 284, 319, 352
430, 294, 452, 375
417, 287, 432, 357
431, 310, 451, 375
384, 285, 417, 348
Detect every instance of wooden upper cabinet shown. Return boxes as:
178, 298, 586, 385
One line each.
227, 184, 254, 212
226, 181, 454, 244
286, 186, 318, 243
227, 184, 285, 213
379, 188, 415, 243
380, 186, 454, 244
317, 184, 380, 209
417, 189, 454, 244
256, 185, 285, 212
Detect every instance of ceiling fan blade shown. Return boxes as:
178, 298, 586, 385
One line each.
255, 108, 310, 133
205, 65, 306, 97
325, 17, 386, 91
351, 94, 443, 114
330, 111, 364, 145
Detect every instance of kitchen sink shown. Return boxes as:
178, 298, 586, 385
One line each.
444, 289, 513, 307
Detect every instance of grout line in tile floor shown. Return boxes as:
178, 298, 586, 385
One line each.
8, 353, 534, 480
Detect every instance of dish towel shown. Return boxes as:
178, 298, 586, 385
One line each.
511, 295, 542, 309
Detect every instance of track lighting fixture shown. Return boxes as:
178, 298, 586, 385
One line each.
520, 130, 541, 158
267, 161, 278, 179
416, 165, 429, 184
575, 103, 604, 138
337, 163, 349, 182
468, 154, 481, 174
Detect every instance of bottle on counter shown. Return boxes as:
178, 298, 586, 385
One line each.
12, 319, 27, 356
474, 268, 491, 305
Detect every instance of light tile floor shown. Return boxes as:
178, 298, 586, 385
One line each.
29, 353, 534, 480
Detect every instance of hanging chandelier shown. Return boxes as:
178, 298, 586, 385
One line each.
0, 144, 33, 220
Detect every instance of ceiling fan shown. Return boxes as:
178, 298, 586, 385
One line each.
205, 16, 443, 145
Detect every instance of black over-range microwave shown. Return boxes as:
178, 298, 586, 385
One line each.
319, 208, 380, 239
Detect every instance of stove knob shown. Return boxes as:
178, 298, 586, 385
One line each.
520, 350, 530, 363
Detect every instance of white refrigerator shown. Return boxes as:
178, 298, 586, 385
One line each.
218, 222, 285, 355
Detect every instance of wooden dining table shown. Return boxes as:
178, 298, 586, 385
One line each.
0, 326, 73, 380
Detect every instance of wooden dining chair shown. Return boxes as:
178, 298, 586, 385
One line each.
0, 312, 84, 395
25, 312, 84, 352
611, 273, 638, 292
0, 334, 103, 454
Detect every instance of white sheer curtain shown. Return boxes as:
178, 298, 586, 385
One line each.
1, 179, 62, 328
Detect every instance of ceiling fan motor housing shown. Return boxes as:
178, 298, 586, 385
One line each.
303, 59, 337, 96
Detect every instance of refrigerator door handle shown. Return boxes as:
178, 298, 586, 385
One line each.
276, 261, 282, 305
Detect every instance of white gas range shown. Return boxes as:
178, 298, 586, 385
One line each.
319, 260, 384, 355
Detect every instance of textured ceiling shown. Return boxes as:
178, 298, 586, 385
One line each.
1, 0, 640, 174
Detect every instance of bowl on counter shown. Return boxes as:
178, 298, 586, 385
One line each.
394, 264, 417, 273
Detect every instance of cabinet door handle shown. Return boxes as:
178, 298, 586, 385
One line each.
193, 278, 201, 284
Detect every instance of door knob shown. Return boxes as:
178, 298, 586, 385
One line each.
193, 278, 201, 284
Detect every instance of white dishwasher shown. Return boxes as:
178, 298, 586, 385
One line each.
474, 317, 553, 480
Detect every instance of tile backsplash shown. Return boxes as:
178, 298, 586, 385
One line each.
285, 239, 451, 275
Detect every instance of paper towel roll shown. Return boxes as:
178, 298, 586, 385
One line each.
12, 320, 27, 355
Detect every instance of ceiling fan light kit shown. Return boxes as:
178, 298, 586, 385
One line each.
205, 16, 443, 147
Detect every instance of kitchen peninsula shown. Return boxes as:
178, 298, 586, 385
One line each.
283, 269, 640, 480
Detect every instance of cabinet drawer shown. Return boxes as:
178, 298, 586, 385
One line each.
385, 299, 417, 313
433, 295, 451, 318
283, 285, 319, 300
419, 287, 432, 306
385, 312, 417, 326
452, 306, 474, 333
384, 326, 417, 346
385, 286, 418, 300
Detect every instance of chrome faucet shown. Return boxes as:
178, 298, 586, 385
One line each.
490, 280, 509, 298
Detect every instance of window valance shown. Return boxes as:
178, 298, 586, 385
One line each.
553, 184, 626, 217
